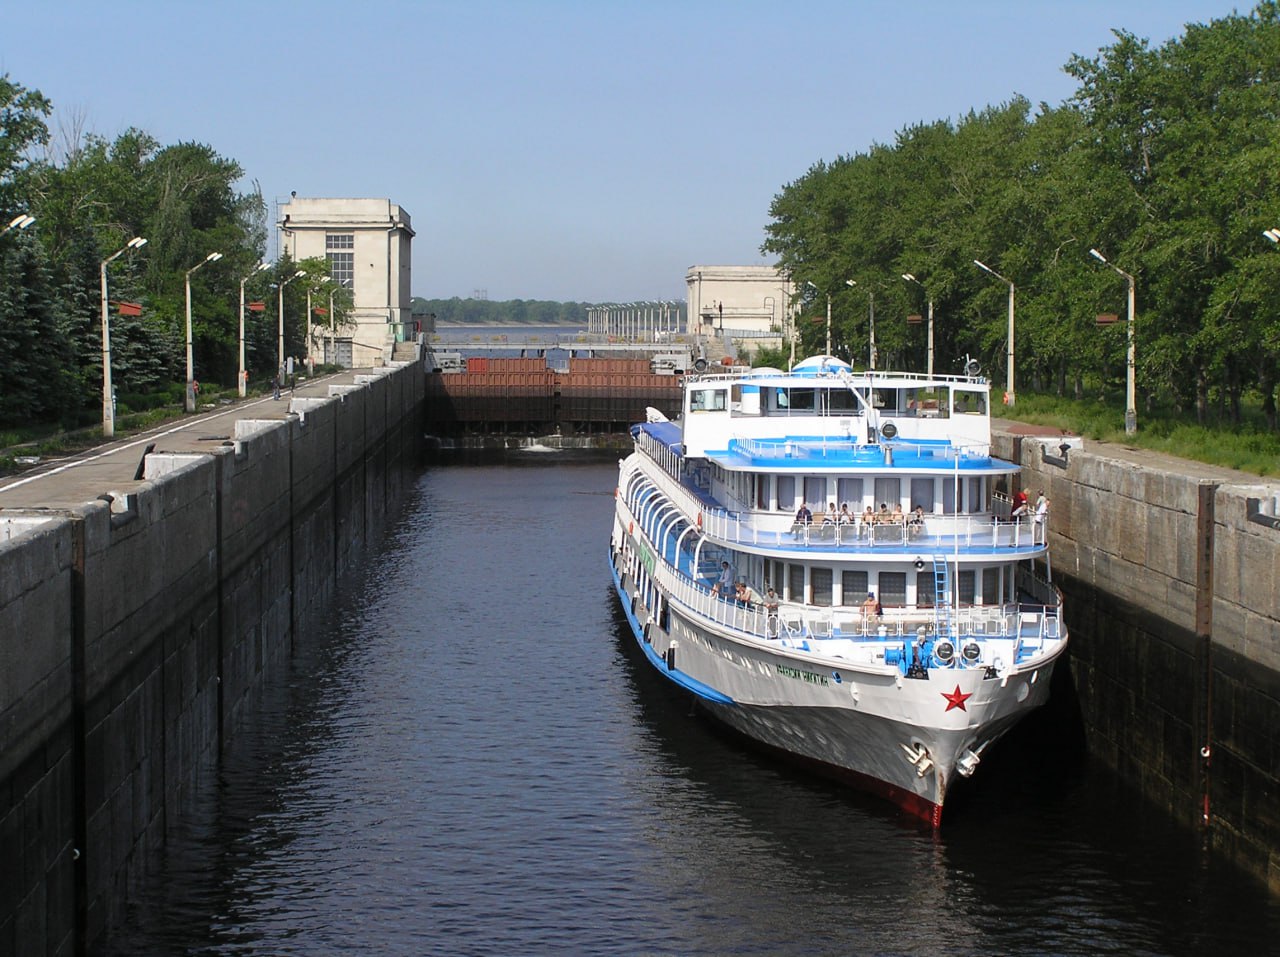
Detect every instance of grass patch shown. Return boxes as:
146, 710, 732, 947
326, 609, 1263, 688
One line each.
0, 381, 270, 477
1003, 393, 1280, 476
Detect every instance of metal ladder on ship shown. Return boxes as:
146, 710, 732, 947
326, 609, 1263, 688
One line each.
932, 556, 952, 637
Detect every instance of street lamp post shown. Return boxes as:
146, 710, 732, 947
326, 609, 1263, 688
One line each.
973, 259, 1016, 405
304, 276, 329, 374
99, 236, 147, 438
804, 283, 834, 356
185, 252, 223, 412
901, 273, 934, 378
239, 262, 270, 397
1089, 248, 1137, 434
2, 213, 35, 236
846, 279, 877, 370
277, 269, 306, 377
824, 293, 831, 355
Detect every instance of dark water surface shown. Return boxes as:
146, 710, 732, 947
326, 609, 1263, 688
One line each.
96, 457, 1280, 956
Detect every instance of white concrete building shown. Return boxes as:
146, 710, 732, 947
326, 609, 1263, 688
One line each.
685, 265, 795, 359
277, 197, 415, 368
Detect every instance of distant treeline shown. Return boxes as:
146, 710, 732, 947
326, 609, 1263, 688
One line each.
412, 297, 588, 325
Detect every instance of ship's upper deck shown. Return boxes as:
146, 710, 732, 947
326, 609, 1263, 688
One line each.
677, 355, 995, 458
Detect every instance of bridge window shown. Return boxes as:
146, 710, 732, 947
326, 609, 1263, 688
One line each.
690, 388, 726, 412
905, 388, 946, 417
783, 388, 814, 411
953, 388, 987, 415
825, 389, 859, 413
872, 387, 899, 412
731, 384, 762, 416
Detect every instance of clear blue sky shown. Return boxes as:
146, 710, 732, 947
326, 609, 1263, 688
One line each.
1, 0, 1249, 303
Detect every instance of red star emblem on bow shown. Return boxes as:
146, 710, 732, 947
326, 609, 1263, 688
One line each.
941, 685, 972, 712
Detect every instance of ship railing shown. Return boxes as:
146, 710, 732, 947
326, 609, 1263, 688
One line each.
622, 491, 1062, 647
776, 602, 1062, 641
728, 435, 991, 463
635, 446, 718, 522
647, 539, 1062, 648
697, 509, 1046, 551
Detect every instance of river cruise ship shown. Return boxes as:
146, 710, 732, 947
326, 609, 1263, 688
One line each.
608, 355, 1068, 824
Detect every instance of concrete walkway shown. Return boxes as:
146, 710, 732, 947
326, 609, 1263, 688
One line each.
2, 397, 1270, 512
0, 370, 374, 511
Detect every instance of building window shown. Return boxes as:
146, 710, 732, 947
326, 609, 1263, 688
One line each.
326, 233, 354, 288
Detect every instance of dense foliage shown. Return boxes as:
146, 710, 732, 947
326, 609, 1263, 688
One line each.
412, 297, 588, 325
0, 77, 349, 429
763, 3, 1280, 429
5, 5, 1280, 437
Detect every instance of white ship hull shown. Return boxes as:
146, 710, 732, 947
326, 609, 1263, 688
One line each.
608, 356, 1069, 823
610, 538, 1059, 824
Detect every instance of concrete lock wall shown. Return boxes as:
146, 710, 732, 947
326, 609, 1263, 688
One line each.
0, 363, 423, 955
996, 431, 1280, 892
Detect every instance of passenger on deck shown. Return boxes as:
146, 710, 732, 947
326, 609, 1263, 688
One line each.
735, 582, 760, 607
763, 587, 780, 614
1034, 494, 1050, 527
891, 503, 905, 524
713, 561, 734, 596
862, 591, 881, 622
1011, 489, 1029, 519
791, 504, 812, 538
763, 586, 781, 637
823, 503, 838, 525
838, 503, 855, 524
861, 505, 875, 527
875, 503, 892, 524
908, 506, 925, 538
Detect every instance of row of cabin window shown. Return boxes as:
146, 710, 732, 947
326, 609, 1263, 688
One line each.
764, 562, 1007, 608
688, 386, 989, 417
728, 472, 989, 515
